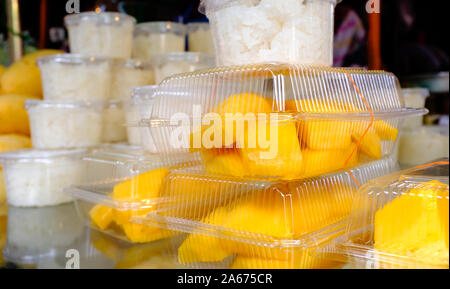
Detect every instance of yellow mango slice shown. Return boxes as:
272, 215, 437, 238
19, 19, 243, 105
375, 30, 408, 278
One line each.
0, 170, 5, 206
178, 234, 229, 265
352, 130, 382, 160
240, 120, 303, 179
0, 94, 40, 135
373, 120, 398, 142
374, 180, 449, 268
121, 223, 176, 244
201, 149, 247, 178
112, 167, 170, 201
230, 256, 293, 269
89, 205, 113, 231
437, 190, 449, 249
300, 147, 358, 177
299, 121, 352, 150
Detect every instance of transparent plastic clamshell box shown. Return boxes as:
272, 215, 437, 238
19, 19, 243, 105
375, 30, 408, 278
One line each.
123, 157, 398, 269
67, 151, 200, 243
143, 63, 427, 180
336, 159, 449, 269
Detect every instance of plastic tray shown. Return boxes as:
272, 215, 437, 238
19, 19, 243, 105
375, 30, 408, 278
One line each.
337, 160, 449, 269
142, 64, 426, 179
121, 157, 398, 269
67, 151, 200, 243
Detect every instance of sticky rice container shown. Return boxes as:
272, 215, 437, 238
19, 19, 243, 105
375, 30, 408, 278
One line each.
111, 59, 155, 100
124, 86, 158, 147
102, 100, 127, 143
26, 100, 104, 149
200, 0, 337, 66
38, 54, 112, 101
187, 23, 214, 54
65, 12, 136, 59
401, 88, 430, 130
152, 52, 215, 84
133, 22, 186, 60
0, 149, 86, 207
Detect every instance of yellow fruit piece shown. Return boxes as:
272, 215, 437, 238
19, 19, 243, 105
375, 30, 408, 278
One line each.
241, 120, 303, 179
374, 180, 449, 268
178, 182, 354, 266
91, 236, 120, 261
437, 190, 449, 249
0, 50, 63, 97
0, 171, 5, 208
230, 256, 293, 269
285, 99, 358, 113
121, 223, 176, 244
201, 149, 247, 178
89, 205, 113, 231
0, 65, 6, 94
178, 206, 230, 264
112, 208, 154, 226
0, 215, 6, 265
352, 130, 382, 160
353, 120, 398, 143
301, 146, 358, 177
299, 120, 352, 150
112, 167, 170, 201
211, 93, 273, 147
0, 94, 40, 135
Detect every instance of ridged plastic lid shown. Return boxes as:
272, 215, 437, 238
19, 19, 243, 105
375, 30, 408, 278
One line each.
340, 159, 449, 269
37, 54, 113, 66
0, 148, 87, 164
151, 52, 215, 66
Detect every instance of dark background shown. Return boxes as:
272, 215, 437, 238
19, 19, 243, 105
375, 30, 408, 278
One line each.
1, 0, 448, 76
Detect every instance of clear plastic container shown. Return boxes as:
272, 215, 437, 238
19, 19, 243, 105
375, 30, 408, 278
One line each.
111, 59, 155, 100
132, 22, 186, 60
142, 63, 426, 179
200, 0, 337, 66
187, 23, 214, 54
2, 203, 84, 264
26, 100, 104, 149
129, 158, 398, 269
152, 52, 215, 84
65, 12, 136, 59
398, 125, 449, 168
88, 230, 185, 269
102, 100, 127, 143
67, 152, 200, 243
401, 88, 430, 129
338, 160, 449, 269
0, 149, 86, 207
38, 54, 112, 101
124, 86, 158, 147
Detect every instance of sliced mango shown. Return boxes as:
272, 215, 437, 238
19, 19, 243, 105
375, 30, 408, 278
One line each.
301, 147, 358, 177
121, 223, 176, 244
112, 167, 170, 201
299, 121, 352, 150
240, 120, 302, 179
89, 205, 113, 231
0, 94, 40, 135
230, 256, 293, 269
373, 120, 398, 142
178, 234, 229, 264
374, 180, 449, 268
0, 170, 5, 206
437, 190, 449, 249
201, 148, 247, 178
352, 130, 382, 160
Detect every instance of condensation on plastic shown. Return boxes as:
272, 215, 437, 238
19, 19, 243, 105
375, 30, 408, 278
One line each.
337, 159, 449, 269
141, 64, 427, 179
127, 157, 399, 269
67, 151, 200, 243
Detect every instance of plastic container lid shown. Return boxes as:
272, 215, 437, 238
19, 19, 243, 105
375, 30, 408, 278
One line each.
130, 157, 398, 268
64, 12, 136, 26
130, 85, 159, 103
142, 63, 426, 179
37, 53, 113, 66
0, 148, 87, 165
151, 52, 215, 66
199, 0, 339, 15
25, 99, 107, 110
339, 159, 449, 269
112, 58, 153, 70
134, 22, 186, 36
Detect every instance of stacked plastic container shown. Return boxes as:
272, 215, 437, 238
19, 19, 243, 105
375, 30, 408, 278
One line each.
66, 2, 438, 270
335, 160, 449, 269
